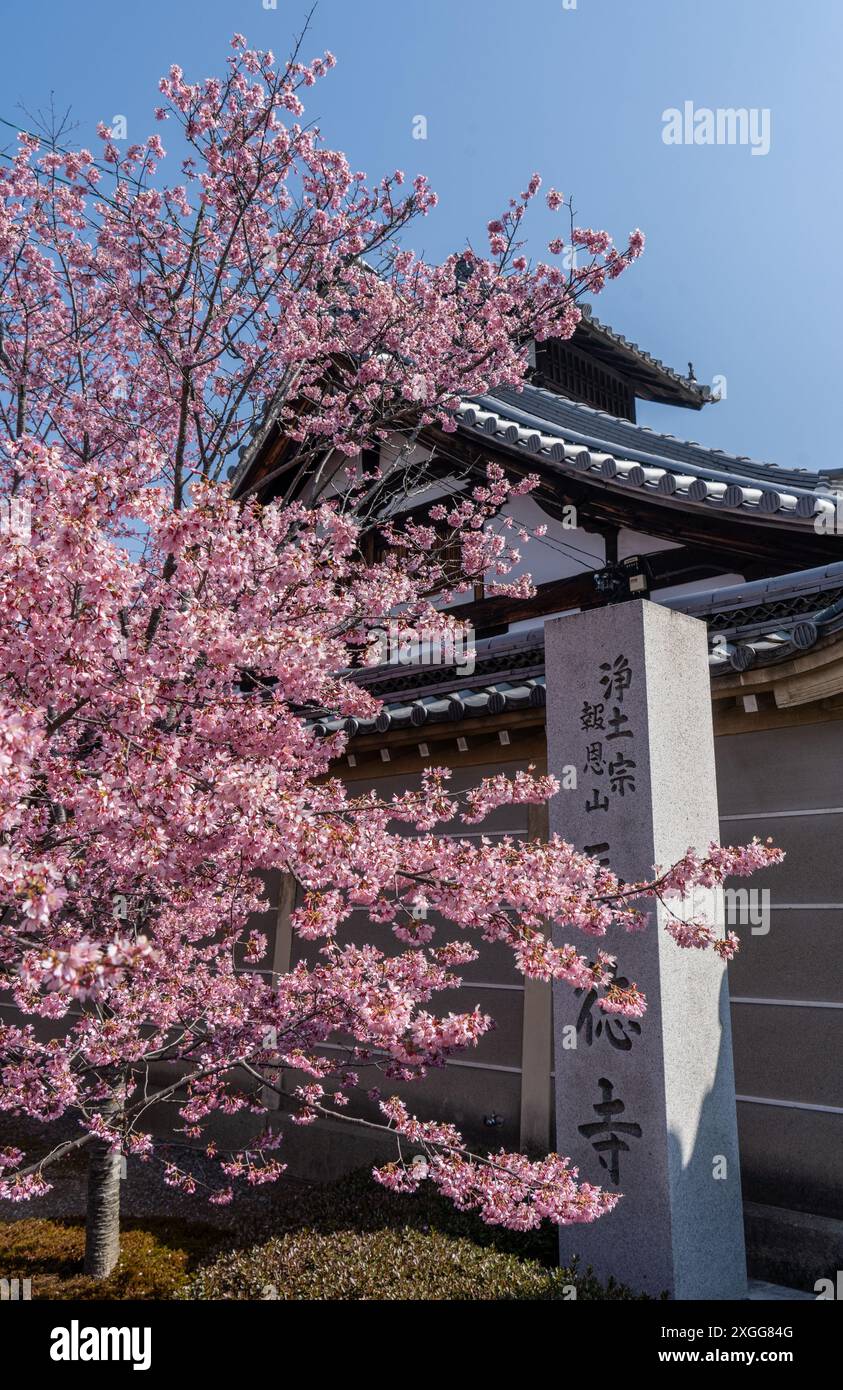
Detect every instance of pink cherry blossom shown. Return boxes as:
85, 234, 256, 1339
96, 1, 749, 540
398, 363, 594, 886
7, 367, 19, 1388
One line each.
0, 31, 782, 1260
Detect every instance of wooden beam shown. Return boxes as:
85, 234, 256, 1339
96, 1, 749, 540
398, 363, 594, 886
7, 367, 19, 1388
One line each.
519, 801, 553, 1154
448, 548, 736, 632
422, 429, 840, 572
338, 725, 548, 781
261, 873, 298, 1110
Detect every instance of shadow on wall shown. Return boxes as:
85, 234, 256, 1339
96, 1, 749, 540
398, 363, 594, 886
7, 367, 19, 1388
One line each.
666, 972, 840, 1295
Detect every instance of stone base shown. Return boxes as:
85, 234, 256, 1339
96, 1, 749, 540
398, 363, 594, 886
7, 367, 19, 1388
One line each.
747, 1280, 814, 1301
745, 1200, 843, 1294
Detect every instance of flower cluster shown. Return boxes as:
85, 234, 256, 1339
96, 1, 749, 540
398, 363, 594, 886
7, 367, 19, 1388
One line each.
0, 33, 782, 1228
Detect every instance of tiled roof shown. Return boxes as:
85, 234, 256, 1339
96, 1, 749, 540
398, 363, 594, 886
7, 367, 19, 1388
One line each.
457, 383, 840, 525
311, 629, 547, 738
311, 561, 843, 738
662, 561, 843, 672
312, 678, 547, 739
577, 307, 712, 405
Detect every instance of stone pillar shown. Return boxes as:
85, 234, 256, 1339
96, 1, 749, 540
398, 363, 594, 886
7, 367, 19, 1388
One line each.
270, 872, 297, 980
262, 872, 298, 1111
545, 599, 746, 1300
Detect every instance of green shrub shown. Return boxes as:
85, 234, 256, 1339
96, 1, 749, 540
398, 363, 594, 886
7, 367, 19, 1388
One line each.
184, 1170, 643, 1301
187, 1225, 582, 1300
0, 1170, 643, 1300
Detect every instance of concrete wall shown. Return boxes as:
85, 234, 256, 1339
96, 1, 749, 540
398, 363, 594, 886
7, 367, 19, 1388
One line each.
715, 718, 843, 1219
279, 713, 843, 1230
286, 764, 533, 1156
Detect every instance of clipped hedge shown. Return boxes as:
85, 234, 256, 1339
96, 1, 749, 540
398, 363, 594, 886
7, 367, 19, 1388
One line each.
0, 1170, 644, 1300
188, 1225, 582, 1300
184, 1170, 643, 1301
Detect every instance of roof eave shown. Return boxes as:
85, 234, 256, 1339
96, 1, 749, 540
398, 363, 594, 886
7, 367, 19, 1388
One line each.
574, 309, 712, 409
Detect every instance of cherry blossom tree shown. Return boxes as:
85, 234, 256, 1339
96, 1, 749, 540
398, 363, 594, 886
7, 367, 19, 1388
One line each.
0, 31, 781, 1279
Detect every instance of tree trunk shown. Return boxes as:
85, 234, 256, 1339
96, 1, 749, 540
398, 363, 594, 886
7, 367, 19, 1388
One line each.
83, 1137, 122, 1279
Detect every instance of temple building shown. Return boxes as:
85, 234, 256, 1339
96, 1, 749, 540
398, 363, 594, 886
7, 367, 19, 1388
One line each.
232, 308, 843, 1284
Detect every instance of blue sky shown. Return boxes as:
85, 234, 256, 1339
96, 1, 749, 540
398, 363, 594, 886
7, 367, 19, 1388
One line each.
2, 0, 839, 470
